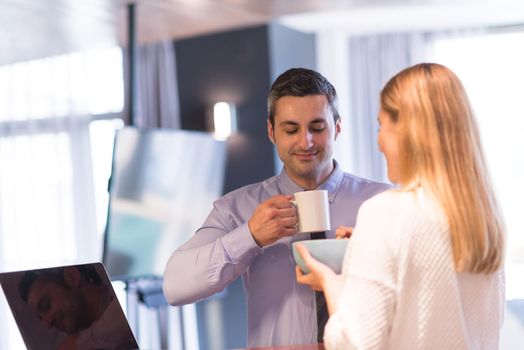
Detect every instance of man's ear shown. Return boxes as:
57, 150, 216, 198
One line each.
334, 118, 341, 140
63, 267, 82, 288
267, 119, 276, 144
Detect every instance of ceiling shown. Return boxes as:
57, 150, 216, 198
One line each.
1, 0, 523, 65
1, 0, 345, 65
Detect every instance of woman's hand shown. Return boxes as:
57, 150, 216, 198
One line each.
335, 225, 353, 239
295, 243, 336, 291
295, 243, 346, 314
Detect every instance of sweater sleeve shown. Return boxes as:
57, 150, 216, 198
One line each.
324, 193, 400, 349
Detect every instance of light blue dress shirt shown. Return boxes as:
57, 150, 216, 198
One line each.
163, 161, 390, 347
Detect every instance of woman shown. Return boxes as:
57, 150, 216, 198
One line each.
296, 63, 505, 349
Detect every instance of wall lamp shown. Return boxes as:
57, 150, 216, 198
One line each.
209, 102, 237, 141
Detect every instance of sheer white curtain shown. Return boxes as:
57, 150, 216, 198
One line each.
346, 32, 428, 182
132, 41, 180, 128
0, 47, 124, 349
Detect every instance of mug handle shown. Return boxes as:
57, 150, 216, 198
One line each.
290, 199, 300, 232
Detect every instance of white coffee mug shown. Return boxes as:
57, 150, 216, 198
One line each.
291, 190, 331, 233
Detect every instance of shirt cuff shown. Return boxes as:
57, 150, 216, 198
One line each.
221, 222, 263, 264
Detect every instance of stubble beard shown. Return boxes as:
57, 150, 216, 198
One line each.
286, 150, 334, 186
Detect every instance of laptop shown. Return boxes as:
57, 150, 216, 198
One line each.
0, 262, 139, 350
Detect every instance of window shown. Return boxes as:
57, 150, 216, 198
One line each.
0, 46, 124, 349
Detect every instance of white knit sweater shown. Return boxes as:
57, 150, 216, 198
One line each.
324, 188, 505, 350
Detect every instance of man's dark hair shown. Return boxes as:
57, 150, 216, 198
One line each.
267, 68, 340, 127
19, 265, 103, 302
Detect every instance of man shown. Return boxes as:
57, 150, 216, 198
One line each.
19, 265, 137, 350
163, 68, 390, 347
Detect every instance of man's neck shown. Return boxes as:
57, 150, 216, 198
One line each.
287, 162, 336, 190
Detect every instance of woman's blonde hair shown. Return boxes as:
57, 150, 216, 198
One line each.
380, 63, 504, 274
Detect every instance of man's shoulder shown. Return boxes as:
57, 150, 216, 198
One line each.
340, 172, 392, 194
216, 175, 279, 205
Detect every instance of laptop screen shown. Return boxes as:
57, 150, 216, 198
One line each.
0, 263, 138, 350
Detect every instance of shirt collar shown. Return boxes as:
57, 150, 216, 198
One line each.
276, 160, 344, 203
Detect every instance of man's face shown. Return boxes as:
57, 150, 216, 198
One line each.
27, 278, 87, 334
268, 95, 340, 188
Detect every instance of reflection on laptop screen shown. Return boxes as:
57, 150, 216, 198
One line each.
0, 263, 138, 350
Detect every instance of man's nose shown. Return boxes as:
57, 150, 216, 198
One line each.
298, 130, 314, 149
41, 312, 54, 328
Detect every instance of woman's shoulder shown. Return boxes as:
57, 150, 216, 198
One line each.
360, 189, 418, 211
358, 188, 443, 226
